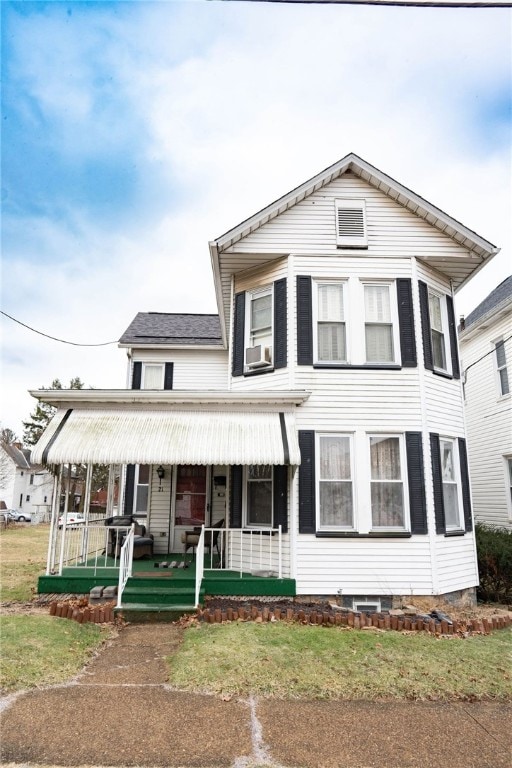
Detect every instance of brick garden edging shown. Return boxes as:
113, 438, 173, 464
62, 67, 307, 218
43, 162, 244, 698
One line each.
197, 605, 512, 635
48, 600, 116, 624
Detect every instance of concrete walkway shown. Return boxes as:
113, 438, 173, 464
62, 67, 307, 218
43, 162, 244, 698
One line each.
1, 623, 511, 768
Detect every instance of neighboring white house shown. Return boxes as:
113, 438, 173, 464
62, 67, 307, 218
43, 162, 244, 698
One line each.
31, 153, 500, 607
0, 442, 54, 521
460, 276, 512, 530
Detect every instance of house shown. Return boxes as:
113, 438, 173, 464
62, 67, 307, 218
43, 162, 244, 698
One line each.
459, 276, 512, 530
30, 153, 499, 612
0, 441, 54, 521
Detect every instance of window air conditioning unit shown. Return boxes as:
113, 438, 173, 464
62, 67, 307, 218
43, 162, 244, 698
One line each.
246, 345, 272, 368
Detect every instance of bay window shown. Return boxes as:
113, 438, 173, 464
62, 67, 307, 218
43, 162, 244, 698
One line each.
317, 434, 353, 529
440, 438, 463, 530
428, 292, 447, 371
369, 435, 405, 528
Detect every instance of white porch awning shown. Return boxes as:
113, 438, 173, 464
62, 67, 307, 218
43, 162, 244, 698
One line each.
31, 408, 301, 466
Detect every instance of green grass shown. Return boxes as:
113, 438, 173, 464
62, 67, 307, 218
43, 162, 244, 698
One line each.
167, 622, 512, 701
0, 614, 112, 694
0, 524, 48, 601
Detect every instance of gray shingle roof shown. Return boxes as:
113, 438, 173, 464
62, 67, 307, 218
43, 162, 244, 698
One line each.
463, 276, 512, 330
1, 443, 31, 470
119, 313, 223, 346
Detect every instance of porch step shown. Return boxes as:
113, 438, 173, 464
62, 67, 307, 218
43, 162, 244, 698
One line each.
115, 603, 197, 622
121, 577, 202, 608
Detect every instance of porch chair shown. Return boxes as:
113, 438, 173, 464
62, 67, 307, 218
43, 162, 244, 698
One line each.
181, 518, 224, 564
105, 515, 154, 559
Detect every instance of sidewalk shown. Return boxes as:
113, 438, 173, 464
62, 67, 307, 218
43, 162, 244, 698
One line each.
1, 623, 511, 768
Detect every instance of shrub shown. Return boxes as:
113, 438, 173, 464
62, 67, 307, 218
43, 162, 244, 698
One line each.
475, 523, 512, 604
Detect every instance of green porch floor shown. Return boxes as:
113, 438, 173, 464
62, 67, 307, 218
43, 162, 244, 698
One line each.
37, 553, 296, 600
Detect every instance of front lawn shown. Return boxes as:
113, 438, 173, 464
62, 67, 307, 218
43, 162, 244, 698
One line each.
0, 524, 48, 602
0, 614, 112, 694
167, 621, 512, 701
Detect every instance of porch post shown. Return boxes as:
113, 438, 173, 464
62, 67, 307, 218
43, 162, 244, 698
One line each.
46, 466, 61, 575
106, 464, 116, 517
80, 464, 93, 563
58, 464, 71, 575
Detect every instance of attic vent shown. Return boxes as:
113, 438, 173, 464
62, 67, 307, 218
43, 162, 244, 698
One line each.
335, 199, 368, 248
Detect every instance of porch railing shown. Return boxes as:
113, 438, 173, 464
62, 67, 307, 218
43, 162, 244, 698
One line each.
52, 521, 132, 575
117, 525, 135, 608
195, 525, 283, 608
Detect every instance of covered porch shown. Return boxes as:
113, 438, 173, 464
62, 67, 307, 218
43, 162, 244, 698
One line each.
30, 389, 307, 613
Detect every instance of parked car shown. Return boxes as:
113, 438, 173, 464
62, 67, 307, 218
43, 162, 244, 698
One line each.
5, 509, 32, 523
58, 513, 85, 528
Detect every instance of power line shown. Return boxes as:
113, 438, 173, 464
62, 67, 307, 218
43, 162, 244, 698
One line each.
1, 310, 118, 347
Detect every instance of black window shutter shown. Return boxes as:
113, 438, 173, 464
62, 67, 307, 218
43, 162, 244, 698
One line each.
273, 465, 288, 533
164, 363, 174, 390
446, 295, 460, 380
458, 438, 472, 532
298, 430, 316, 533
397, 279, 417, 368
296, 276, 313, 366
430, 433, 445, 534
406, 432, 427, 534
419, 281, 434, 372
232, 292, 246, 377
132, 362, 142, 389
123, 465, 136, 515
274, 278, 287, 369
230, 466, 243, 528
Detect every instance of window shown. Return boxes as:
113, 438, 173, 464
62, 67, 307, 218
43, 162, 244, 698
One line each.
317, 435, 353, 529
245, 286, 273, 368
134, 465, 150, 518
142, 364, 164, 389
440, 439, 463, 530
364, 284, 394, 363
29, 474, 34, 485
335, 199, 367, 248
506, 458, 512, 520
246, 465, 273, 526
495, 340, 510, 396
316, 282, 347, 362
26, 495, 30, 502
370, 436, 405, 528
428, 292, 447, 371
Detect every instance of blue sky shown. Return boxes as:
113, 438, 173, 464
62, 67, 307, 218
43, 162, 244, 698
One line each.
1, 0, 511, 437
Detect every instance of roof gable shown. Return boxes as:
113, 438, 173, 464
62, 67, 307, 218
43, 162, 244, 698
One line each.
211, 153, 498, 259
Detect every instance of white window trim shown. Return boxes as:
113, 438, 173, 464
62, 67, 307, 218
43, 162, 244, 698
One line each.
133, 464, 150, 518
439, 437, 464, 531
141, 362, 165, 390
243, 465, 273, 528
493, 337, 510, 399
315, 432, 356, 532
335, 198, 368, 248
428, 290, 451, 375
368, 433, 409, 532
312, 280, 349, 364
360, 280, 401, 366
244, 284, 274, 371
505, 456, 512, 523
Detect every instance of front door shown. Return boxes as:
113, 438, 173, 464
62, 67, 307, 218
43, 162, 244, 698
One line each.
171, 465, 209, 552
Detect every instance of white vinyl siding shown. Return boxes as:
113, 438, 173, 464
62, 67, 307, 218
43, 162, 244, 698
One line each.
132, 349, 228, 390
461, 309, 512, 530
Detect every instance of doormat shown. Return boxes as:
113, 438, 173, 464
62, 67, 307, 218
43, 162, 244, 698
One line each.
154, 561, 189, 569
